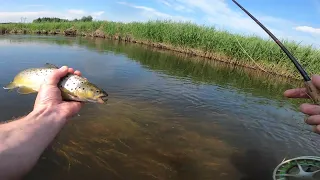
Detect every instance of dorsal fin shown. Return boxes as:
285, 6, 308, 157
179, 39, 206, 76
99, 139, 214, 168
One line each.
45, 63, 58, 69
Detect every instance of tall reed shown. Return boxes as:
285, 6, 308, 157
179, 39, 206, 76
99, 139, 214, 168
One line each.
1, 20, 319, 78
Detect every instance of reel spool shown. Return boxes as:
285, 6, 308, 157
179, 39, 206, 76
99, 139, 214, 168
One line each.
273, 156, 320, 179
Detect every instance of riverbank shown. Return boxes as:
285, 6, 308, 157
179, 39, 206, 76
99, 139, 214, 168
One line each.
1, 20, 319, 79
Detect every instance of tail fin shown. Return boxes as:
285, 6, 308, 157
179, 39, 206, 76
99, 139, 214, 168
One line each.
3, 82, 16, 90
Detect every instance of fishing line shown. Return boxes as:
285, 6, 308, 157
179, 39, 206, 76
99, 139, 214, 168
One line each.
233, 34, 267, 72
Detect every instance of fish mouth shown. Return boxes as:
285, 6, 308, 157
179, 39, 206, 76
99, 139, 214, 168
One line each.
97, 95, 108, 104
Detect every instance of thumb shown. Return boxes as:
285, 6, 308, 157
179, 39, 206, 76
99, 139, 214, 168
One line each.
47, 66, 68, 85
311, 74, 320, 90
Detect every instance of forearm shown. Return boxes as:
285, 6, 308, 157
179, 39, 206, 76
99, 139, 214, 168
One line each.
0, 107, 66, 180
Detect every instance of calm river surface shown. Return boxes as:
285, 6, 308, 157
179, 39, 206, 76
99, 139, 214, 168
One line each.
0, 35, 319, 180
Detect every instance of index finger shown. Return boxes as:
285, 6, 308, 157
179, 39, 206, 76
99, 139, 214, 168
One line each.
74, 70, 88, 80
74, 70, 82, 76
284, 88, 310, 99
312, 75, 320, 90
47, 66, 68, 85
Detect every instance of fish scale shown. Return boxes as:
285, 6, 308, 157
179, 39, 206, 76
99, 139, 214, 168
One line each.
3, 63, 108, 104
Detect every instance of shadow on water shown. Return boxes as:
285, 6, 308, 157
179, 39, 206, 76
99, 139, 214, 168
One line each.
230, 149, 278, 180
0, 35, 319, 180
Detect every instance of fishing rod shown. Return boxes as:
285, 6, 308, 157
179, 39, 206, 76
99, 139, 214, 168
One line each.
232, 0, 320, 105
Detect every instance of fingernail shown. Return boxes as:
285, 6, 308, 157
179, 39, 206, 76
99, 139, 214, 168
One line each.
61, 66, 68, 70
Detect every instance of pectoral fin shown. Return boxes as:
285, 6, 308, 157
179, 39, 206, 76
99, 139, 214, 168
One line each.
17, 87, 37, 94
45, 63, 59, 69
60, 89, 81, 101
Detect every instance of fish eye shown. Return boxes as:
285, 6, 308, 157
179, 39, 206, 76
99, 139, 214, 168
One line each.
96, 90, 99, 93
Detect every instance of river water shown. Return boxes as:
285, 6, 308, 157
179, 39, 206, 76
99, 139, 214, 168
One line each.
0, 35, 319, 180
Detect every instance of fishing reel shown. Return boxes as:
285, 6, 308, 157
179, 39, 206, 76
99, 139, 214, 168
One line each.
273, 156, 320, 180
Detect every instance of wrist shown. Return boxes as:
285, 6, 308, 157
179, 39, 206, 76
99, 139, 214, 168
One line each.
0, 106, 67, 180
29, 105, 67, 125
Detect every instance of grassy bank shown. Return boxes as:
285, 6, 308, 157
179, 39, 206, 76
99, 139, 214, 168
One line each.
1, 20, 320, 79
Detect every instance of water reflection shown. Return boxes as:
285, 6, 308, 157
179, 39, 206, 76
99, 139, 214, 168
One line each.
230, 149, 278, 180
0, 35, 319, 180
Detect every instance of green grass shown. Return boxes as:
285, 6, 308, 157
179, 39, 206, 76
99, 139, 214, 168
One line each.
74, 37, 305, 108
1, 20, 320, 78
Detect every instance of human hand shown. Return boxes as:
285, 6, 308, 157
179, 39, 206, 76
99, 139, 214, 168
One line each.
284, 75, 320, 134
0, 66, 84, 180
33, 66, 83, 120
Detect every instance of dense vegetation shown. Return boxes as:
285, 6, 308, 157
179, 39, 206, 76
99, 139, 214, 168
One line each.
32, 16, 93, 23
1, 19, 319, 79
76, 37, 304, 105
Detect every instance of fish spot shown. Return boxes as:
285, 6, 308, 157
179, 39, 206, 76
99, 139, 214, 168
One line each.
83, 88, 85, 90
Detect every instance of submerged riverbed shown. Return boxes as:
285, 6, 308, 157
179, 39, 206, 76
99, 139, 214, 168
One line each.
0, 35, 319, 180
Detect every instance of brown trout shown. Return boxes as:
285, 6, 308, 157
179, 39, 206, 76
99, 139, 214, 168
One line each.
3, 63, 108, 103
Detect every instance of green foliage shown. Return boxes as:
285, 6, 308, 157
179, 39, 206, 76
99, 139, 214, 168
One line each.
33, 17, 69, 23
74, 37, 303, 107
80, 16, 93, 22
1, 20, 320, 78
32, 16, 93, 23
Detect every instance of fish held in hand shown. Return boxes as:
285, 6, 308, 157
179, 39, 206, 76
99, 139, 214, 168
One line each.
3, 63, 108, 104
